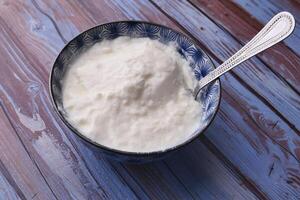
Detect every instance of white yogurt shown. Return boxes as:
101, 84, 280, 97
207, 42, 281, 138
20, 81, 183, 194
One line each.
62, 37, 202, 152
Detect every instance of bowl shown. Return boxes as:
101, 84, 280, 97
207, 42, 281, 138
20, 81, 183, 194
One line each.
49, 21, 221, 163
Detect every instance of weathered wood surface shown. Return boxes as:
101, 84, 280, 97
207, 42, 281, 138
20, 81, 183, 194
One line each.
0, 0, 299, 199
232, 0, 300, 56
0, 107, 56, 199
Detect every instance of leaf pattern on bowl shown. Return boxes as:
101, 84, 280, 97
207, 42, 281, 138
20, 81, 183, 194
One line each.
159, 27, 179, 43
176, 35, 194, 56
135, 23, 160, 39
103, 23, 128, 39
88, 26, 104, 41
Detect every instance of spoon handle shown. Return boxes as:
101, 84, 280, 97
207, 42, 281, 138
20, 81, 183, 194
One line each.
195, 11, 295, 94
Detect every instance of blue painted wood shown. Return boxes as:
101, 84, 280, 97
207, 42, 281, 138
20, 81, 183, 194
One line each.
232, 0, 300, 56
47, 0, 300, 199
0, 108, 55, 200
0, 0, 299, 199
0, 173, 21, 200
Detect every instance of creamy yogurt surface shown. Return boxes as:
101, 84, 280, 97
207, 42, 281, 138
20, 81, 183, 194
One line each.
62, 37, 202, 152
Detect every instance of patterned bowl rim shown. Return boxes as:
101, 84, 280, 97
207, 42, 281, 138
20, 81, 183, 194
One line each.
49, 20, 222, 157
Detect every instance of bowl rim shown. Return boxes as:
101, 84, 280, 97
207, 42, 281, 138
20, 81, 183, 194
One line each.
49, 20, 222, 157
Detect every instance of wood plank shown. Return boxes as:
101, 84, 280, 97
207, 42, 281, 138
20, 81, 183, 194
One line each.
38, 1, 298, 196
231, 0, 300, 56
0, 172, 21, 200
0, 1, 137, 199
208, 73, 300, 199
153, 0, 300, 132
26, 0, 260, 198
0, 0, 298, 198
120, 142, 260, 200
0, 106, 56, 200
189, 0, 300, 93
114, 162, 197, 200
162, 141, 260, 200
270, 0, 300, 19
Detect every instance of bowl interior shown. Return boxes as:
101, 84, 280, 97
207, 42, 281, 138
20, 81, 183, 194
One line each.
50, 21, 221, 154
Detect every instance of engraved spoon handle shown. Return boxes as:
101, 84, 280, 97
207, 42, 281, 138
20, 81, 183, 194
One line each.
195, 12, 295, 95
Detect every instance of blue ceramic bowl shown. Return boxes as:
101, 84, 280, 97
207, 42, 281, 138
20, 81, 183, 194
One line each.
49, 21, 221, 163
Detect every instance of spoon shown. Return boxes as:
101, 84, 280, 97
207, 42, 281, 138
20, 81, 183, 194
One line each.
194, 11, 295, 98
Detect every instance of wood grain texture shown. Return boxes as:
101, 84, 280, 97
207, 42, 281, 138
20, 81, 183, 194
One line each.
0, 171, 21, 200
0, 107, 56, 200
37, 0, 300, 199
0, 0, 256, 199
189, 0, 300, 93
232, 0, 300, 56
0, 0, 299, 199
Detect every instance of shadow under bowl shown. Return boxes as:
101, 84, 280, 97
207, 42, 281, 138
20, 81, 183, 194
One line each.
49, 21, 221, 163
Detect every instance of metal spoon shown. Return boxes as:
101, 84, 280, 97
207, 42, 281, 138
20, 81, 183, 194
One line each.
194, 11, 295, 98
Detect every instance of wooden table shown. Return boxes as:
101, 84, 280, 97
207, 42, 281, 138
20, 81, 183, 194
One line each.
0, 0, 299, 199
